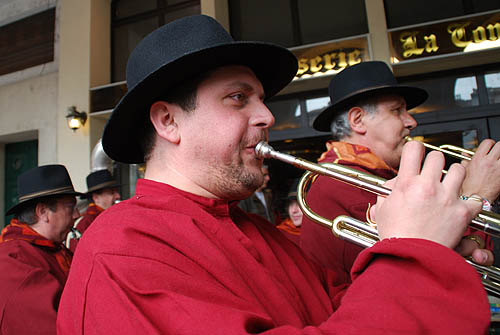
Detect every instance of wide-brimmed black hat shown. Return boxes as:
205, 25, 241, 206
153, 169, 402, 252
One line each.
103, 14, 298, 164
85, 169, 120, 195
313, 61, 428, 132
6, 164, 83, 215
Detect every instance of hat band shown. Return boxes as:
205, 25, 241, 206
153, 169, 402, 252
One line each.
19, 186, 75, 202
87, 181, 118, 193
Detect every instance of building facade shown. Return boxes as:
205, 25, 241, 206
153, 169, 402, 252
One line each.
1, 0, 499, 226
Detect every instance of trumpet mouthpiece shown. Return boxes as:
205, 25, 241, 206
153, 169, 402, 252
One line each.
255, 142, 273, 159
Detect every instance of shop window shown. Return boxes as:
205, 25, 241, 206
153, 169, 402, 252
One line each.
401, 74, 480, 113
229, 0, 368, 48
112, 0, 200, 82
485, 71, 500, 104
305, 96, 329, 127
268, 99, 302, 131
266, 92, 329, 135
454, 77, 479, 107
115, 0, 157, 18
384, 0, 500, 29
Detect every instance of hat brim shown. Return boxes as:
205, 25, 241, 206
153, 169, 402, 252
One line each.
6, 190, 84, 216
103, 42, 298, 164
81, 181, 122, 199
313, 85, 428, 132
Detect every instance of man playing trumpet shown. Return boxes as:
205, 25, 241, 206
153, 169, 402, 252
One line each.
58, 15, 490, 334
301, 61, 500, 288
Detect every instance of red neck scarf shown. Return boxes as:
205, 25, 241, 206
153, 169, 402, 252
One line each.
0, 218, 72, 275
277, 218, 301, 236
86, 202, 104, 216
318, 141, 397, 179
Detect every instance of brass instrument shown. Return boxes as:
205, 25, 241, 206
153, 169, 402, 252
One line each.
405, 136, 474, 161
65, 227, 82, 249
255, 141, 500, 297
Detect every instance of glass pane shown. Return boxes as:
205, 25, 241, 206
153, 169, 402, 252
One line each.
267, 99, 302, 131
305, 96, 329, 128
384, 0, 500, 29
115, 0, 157, 19
164, 5, 201, 23
454, 77, 479, 107
400, 74, 479, 114
485, 71, 500, 104
113, 17, 159, 82
305, 96, 329, 113
167, 0, 197, 5
229, 0, 295, 47
298, 0, 367, 44
471, 0, 500, 13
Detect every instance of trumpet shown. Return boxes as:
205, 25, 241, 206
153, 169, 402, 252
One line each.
255, 141, 500, 297
405, 136, 474, 161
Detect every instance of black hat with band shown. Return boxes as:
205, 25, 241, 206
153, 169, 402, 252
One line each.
6, 164, 83, 215
85, 169, 120, 195
313, 61, 428, 132
102, 14, 298, 164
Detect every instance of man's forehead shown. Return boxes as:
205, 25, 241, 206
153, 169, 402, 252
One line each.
58, 195, 76, 205
376, 94, 407, 107
206, 65, 264, 94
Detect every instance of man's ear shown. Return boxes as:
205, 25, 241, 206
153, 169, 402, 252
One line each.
91, 192, 99, 204
347, 106, 367, 135
35, 203, 49, 224
150, 101, 181, 144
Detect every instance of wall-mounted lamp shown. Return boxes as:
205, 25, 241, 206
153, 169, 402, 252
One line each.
65, 106, 87, 131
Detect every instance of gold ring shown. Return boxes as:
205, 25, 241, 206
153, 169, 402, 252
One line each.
463, 235, 485, 249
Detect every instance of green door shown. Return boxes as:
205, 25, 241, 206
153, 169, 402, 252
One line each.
4, 140, 38, 227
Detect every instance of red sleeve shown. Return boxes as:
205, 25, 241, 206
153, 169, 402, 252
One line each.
324, 238, 490, 334
299, 173, 372, 283
58, 239, 489, 335
2, 268, 63, 334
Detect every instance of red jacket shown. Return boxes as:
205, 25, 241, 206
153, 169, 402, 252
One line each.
0, 222, 71, 334
300, 142, 396, 287
300, 141, 492, 287
69, 203, 104, 253
57, 179, 489, 334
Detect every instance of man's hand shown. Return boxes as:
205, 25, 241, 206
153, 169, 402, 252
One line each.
455, 236, 494, 265
461, 139, 500, 204
371, 141, 483, 249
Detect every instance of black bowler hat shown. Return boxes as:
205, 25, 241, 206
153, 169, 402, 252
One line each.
85, 169, 120, 195
287, 178, 300, 200
6, 165, 83, 215
313, 61, 428, 132
102, 14, 298, 164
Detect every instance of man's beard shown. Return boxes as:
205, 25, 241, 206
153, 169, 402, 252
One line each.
207, 156, 262, 200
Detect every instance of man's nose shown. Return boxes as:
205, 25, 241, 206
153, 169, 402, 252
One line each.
251, 103, 275, 129
403, 110, 417, 130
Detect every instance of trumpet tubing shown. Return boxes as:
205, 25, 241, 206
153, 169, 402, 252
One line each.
255, 141, 500, 297
405, 136, 474, 161
256, 141, 500, 237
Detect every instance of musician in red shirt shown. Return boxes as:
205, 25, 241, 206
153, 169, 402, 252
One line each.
68, 169, 120, 252
301, 61, 499, 287
57, 15, 490, 334
0, 165, 81, 334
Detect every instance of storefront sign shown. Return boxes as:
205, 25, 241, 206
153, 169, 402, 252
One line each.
389, 12, 500, 62
291, 37, 369, 80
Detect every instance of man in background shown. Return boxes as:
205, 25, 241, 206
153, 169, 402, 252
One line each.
301, 61, 500, 288
238, 164, 275, 224
0, 164, 80, 334
69, 169, 120, 252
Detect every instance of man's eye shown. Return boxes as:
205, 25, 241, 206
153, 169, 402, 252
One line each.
230, 93, 244, 100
